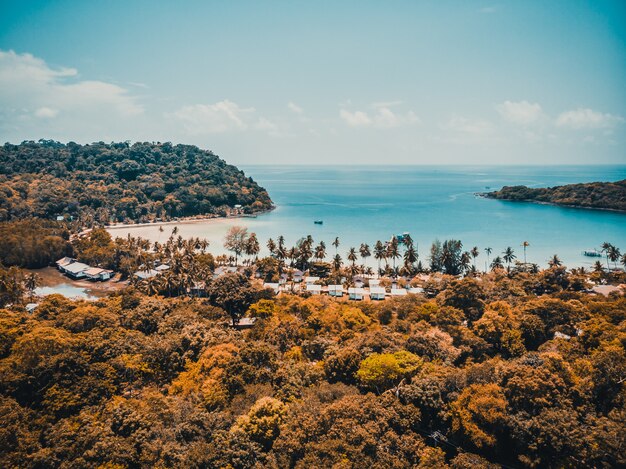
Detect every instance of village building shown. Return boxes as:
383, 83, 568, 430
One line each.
369, 286, 386, 301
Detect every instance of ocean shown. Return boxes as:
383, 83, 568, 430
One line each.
110, 165, 626, 270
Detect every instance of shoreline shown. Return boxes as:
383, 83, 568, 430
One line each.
106, 206, 275, 231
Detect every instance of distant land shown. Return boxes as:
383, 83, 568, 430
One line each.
0, 140, 273, 225
483, 179, 626, 212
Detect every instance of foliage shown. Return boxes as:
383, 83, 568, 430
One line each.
485, 179, 626, 212
0, 140, 273, 224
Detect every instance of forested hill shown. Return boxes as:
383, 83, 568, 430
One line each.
484, 179, 626, 212
0, 140, 273, 224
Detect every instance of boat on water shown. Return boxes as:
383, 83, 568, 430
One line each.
583, 249, 602, 257
314, 220, 323, 225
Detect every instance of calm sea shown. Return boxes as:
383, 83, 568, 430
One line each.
114, 165, 626, 270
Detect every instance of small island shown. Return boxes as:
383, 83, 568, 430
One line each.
482, 179, 626, 212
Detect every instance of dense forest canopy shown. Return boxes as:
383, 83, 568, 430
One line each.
484, 179, 626, 212
0, 269, 624, 468
0, 140, 273, 224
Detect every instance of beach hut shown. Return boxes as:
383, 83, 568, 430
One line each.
306, 284, 322, 295
63, 262, 90, 279
348, 287, 366, 301
305, 276, 320, 285
369, 279, 381, 288
83, 267, 113, 281
292, 270, 304, 283
134, 269, 159, 280
56, 257, 76, 272
328, 284, 343, 297
264, 283, 280, 294
391, 288, 407, 297
369, 286, 386, 301
231, 317, 257, 329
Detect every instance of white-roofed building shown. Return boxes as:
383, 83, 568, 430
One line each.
306, 284, 322, 295
369, 286, 386, 301
408, 287, 424, 295
369, 279, 381, 288
83, 267, 113, 281
63, 262, 90, 279
348, 287, 366, 301
134, 269, 159, 280
391, 288, 407, 297
328, 284, 343, 297
264, 282, 280, 294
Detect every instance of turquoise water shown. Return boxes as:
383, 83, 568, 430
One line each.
236, 165, 626, 269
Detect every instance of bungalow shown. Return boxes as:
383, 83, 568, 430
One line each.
292, 270, 304, 283
83, 267, 113, 281
369, 287, 386, 301
305, 276, 320, 285
56, 257, 76, 272
391, 288, 407, 297
134, 269, 159, 280
264, 282, 280, 294
408, 287, 425, 295
348, 287, 366, 301
369, 279, 381, 288
328, 284, 343, 297
213, 266, 239, 279
353, 277, 365, 288
63, 262, 90, 279
232, 317, 257, 329
306, 284, 322, 295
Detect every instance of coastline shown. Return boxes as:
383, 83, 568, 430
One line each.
106, 206, 276, 231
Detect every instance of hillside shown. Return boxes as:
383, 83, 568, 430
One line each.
0, 140, 273, 224
483, 179, 626, 212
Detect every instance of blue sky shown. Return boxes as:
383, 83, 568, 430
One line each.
0, 0, 624, 164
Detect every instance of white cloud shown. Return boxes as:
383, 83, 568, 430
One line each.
444, 115, 494, 135
555, 108, 624, 130
497, 100, 543, 125
34, 107, 58, 118
171, 100, 255, 134
0, 49, 144, 141
340, 109, 372, 127
340, 104, 419, 128
287, 101, 303, 114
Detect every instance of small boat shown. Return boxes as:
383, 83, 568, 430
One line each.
314, 220, 323, 225
582, 249, 602, 257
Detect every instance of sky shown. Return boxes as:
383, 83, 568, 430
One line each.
0, 0, 625, 165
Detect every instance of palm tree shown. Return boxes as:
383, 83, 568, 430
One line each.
460, 251, 471, 275
502, 247, 516, 272
403, 244, 418, 275
333, 253, 342, 272
267, 238, 276, 256
621, 253, 626, 270
314, 241, 327, 262
548, 254, 562, 268
490, 256, 504, 271
387, 237, 400, 276
24, 273, 41, 302
484, 247, 492, 272
332, 237, 340, 255
359, 243, 371, 272
608, 245, 621, 270
601, 242, 613, 270
522, 241, 529, 264
470, 246, 479, 270
374, 240, 386, 275
347, 247, 358, 268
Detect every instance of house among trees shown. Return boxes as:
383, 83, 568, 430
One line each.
83, 267, 113, 281
61, 261, 91, 279
369, 286, 386, 301
306, 284, 322, 295
348, 287, 366, 301
134, 269, 159, 280
328, 284, 343, 297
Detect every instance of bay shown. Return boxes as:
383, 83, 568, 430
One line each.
109, 165, 626, 269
